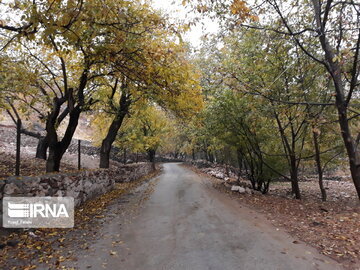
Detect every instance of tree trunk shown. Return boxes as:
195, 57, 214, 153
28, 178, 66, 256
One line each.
273, 109, 302, 198
311, 2, 360, 199
204, 149, 209, 161
99, 84, 131, 169
312, 128, 327, 201
338, 110, 360, 199
148, 149, 156, 171
290, 155, 301, 199
46, 105, 82, 172
326, 63, 360, 199
36, 136, 49, 160
46, 117, 80, 172
100, 115, 127, 168
208, 152, 214, 163
44, 66, 89, 172
236, 148, 243, 182
99, 144, 111, 168
46, 143, 63, 172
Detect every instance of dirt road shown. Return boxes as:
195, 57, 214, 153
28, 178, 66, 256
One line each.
71, 163, 343, 270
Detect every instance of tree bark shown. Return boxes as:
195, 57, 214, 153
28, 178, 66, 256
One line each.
15, 119, 21, 176
36, 136, 49, 159
312, 128, 327, 201
148, 149, 156, 171
208, 152, 214, 163
46, 106, 81, 172
337, 106, 360, 199
290, 154, 301, 199
100, 116, 127, 168
236, 147, 243, 182
46, 143, 63, 172
99, 86, 131, 169
311, 0, 360, 199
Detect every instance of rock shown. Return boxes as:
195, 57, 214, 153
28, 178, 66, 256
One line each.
54, 190, 64, 197
0, 164, 150, 210
231, 185, 246, 193
36, 190, 47, 197
65, 190, 80, 200
245, 187, 252, 194
28, 232, 38, 238
3, 183, 19, 195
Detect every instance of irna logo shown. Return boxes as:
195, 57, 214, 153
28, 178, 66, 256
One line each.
7, 202, 69, 218
3, 197, 74, 228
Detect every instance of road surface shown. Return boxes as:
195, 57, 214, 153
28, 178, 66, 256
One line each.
72, 163, 343, 270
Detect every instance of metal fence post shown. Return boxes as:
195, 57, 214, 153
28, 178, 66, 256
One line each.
78, 139, 81, 170
15, 119, 21, 176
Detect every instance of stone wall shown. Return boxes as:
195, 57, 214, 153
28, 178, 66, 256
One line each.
187, 159, 240, 175
0, 163, 154, 212
111, 163, 153, 183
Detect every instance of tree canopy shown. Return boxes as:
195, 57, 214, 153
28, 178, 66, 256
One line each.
1, 0, 360, 200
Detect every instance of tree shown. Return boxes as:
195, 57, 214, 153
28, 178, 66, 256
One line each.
114, 103, 171, 170
194, 26, 344, 198
1, 0, 179, 172
93, 20, 203, 168
249, 0, 360, 199
0, 56, 59, 159
98, 77, 132, 168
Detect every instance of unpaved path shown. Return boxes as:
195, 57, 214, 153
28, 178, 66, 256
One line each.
70, 163, 344, 270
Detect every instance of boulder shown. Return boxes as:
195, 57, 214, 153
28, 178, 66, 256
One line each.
3, 183, 20, 195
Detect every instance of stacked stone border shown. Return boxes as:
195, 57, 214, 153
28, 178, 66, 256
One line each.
0, 163, 154, 217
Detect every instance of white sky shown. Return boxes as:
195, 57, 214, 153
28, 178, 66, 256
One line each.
151, 0, 219, 48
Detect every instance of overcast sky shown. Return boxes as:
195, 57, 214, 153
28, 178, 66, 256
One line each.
151, 0, 219, 48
